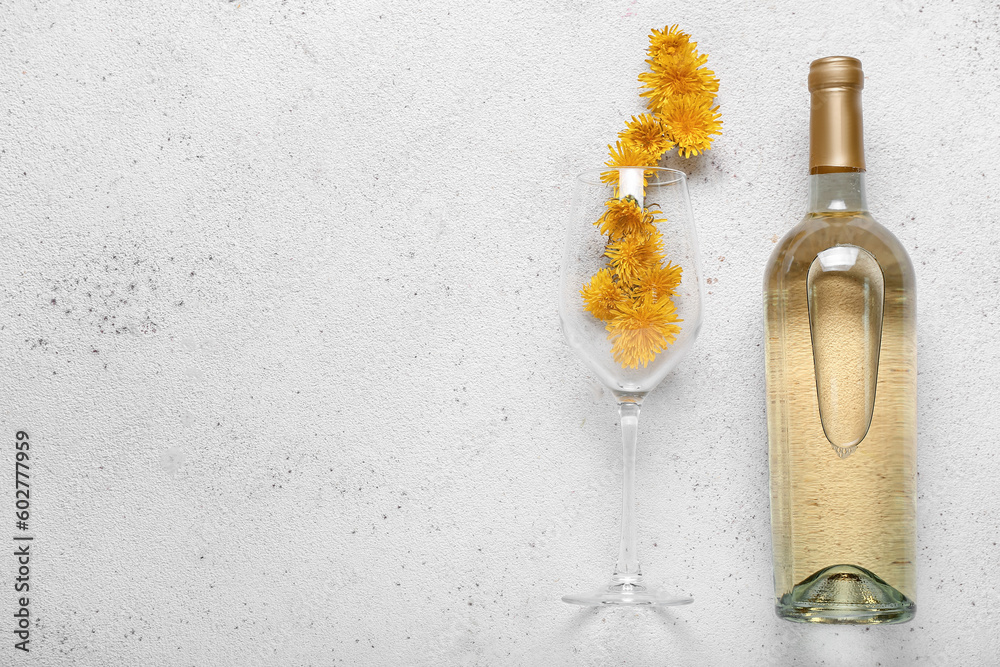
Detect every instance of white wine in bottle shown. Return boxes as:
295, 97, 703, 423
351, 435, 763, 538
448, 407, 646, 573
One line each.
764, 57, 916, 624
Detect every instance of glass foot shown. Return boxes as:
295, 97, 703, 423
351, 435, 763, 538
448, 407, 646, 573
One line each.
562, 581, 693, 607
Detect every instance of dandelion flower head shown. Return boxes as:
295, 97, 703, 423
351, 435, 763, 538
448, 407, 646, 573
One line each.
606, 296, 683, 369
605, 232, 665, 287
618, 114, 675, 162
634, 262, 683, 303
647, 24, 692, 60
596, 197, 662, 240
580, 268, 627, 321
659, 96, 722, 158
639, 43, 719, 114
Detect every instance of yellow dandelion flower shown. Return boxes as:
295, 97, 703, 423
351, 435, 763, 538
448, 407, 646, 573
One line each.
600, 140, 657, 188
605, 232, 665, 286
580, 268, 627, 321
634, 262, 683, 302
595, 197, 662, 240
659, 96, 722, 158
639, 43, 719, 113
607, 139, 657, 167
618, 114, 675, 161
606, 296, 683, 369
647, 24, 692, 60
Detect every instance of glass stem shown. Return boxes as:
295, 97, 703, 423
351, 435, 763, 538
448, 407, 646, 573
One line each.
613, 401, 642, 585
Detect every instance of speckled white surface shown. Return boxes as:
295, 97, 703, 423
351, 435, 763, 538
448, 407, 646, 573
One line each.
1, 1, 998, 665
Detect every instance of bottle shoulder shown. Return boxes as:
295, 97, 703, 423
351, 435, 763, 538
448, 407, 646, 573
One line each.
765, 212, 914, 287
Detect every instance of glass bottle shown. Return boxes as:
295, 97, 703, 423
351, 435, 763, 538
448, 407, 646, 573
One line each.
764, 56, 916, 624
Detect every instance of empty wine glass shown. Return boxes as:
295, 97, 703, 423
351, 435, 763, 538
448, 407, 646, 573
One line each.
558, 166, 704, 606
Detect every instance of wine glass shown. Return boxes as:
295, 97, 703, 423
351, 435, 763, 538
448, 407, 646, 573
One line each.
558, 167, 704, 606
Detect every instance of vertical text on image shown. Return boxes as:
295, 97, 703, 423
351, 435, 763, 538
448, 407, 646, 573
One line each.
13, 430, 32, 653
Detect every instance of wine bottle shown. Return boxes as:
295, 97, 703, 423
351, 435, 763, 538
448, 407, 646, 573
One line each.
764, 56, 916, 624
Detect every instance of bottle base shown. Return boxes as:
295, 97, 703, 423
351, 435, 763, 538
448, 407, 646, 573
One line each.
776, 564, 915, 625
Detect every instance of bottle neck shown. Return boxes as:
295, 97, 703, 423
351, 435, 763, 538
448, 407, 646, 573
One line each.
808, 171, 869, 214
810, 85, 865, 174
808, 77, 867, 214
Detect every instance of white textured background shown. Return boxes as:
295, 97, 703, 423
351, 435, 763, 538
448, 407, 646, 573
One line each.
1, 1, 998, 665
